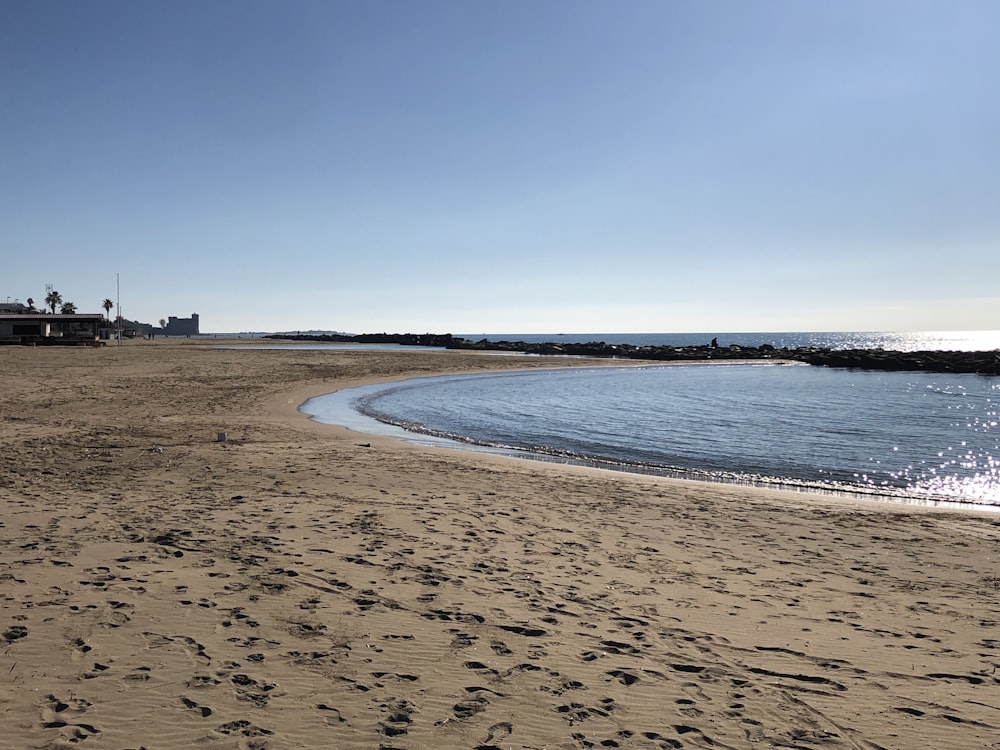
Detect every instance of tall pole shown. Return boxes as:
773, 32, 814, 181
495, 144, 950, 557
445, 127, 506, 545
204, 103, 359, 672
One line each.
116, 272, 122, 347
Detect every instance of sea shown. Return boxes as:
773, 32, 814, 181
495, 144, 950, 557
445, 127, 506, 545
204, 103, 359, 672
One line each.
297, 331, 1000, 509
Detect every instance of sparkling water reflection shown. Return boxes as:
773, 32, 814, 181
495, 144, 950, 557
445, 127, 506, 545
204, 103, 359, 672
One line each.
303, 364, 1000, 507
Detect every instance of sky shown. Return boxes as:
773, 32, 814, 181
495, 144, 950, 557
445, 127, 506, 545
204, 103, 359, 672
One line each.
2, 1, 998, 334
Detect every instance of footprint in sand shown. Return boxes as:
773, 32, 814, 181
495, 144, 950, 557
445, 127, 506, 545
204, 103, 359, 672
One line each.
181, 696, 213, 717
186, 674, 222, 689
104, 599, 135, 627
450, 632, 477, 648
475, 720, 513, 749
371, 671, 420, 683
316, 703, 348, 725
640, 730, 684, 749
40, 693, 91, 722
464, 685, 508, 698
231, 673, 277, 706
215, 719, 274, 741
122, 666, 152, 684
463, 660, 501, 678
556, 698, 617, 723
452, 694, 490, 720
39, 693, 101, 742
70, 637, 93, 660
3, 625, 28, 642
142, 631, 211, 663
606, 668, 640, 686
599, 639, 642, 655
378, 698, 414, 737
497, 624, 547, 637
676, 698, 704, 718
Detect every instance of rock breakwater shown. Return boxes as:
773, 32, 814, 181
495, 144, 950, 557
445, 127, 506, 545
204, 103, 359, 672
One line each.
265, 334, 1000, 375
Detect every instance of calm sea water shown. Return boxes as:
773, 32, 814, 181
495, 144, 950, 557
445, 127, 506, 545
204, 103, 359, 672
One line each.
301, 331, 1000, 508
461, 330, 1000, 352
219, 329, 1000, 352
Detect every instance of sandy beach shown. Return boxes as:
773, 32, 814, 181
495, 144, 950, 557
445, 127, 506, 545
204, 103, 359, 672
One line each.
2, 339, 998, 750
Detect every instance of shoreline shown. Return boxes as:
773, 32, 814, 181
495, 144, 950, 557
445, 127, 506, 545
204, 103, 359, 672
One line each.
297, 364, 999, 514
2, 339, 999, 749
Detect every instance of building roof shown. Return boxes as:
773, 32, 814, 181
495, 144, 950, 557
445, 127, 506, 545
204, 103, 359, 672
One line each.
0, 313, 104, 321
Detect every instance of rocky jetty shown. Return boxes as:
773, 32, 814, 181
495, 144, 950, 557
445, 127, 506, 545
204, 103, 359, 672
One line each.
265, 334, 1000, 376
796, 348, 1000, 375
448, 337, 782, 361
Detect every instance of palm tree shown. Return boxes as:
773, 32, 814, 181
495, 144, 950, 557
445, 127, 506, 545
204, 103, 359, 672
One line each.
60, 301, 77, 314
45, 290, 62, 314
102, 298, 114, 321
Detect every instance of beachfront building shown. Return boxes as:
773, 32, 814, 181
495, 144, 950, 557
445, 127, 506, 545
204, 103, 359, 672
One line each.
164, 313, 199, 336
0, 312, 105, 345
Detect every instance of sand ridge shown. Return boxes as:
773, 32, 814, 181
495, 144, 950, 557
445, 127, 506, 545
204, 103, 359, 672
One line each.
1, 340, 999, 749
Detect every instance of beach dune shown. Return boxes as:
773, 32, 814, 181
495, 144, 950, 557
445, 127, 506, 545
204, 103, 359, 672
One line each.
1, 340, 998, 749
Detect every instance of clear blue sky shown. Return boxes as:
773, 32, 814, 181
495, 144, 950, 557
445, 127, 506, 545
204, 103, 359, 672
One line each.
3, 1, 998, 334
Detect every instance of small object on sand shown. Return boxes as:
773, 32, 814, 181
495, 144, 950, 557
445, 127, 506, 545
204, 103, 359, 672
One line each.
216, 432, 227, 443
357, 442, 371, 448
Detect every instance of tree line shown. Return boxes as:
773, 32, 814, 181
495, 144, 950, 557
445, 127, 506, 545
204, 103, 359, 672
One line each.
34, 290, 116, 321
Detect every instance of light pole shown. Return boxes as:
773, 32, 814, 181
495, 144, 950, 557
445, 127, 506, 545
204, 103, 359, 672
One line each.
116, 273, 122, 347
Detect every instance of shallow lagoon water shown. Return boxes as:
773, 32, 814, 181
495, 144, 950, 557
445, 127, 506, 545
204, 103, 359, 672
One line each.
302, 363, 1000, 509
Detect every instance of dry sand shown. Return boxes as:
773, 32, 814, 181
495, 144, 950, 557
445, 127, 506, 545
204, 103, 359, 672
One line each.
1, 339, 999, 750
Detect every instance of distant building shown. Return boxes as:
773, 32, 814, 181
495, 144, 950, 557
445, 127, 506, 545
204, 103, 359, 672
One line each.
164, 313, 199, 336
